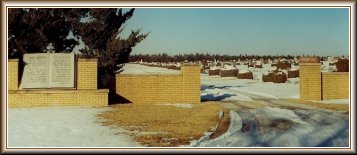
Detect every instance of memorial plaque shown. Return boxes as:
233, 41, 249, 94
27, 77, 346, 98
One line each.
20, 53, 75, 89
48, 53, 75, 88
20, 53, 50, 88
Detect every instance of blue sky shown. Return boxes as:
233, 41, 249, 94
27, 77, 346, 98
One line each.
120, 8, 349, 56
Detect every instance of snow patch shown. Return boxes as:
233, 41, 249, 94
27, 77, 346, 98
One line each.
8, 107, 141, 147
210, 66, 220, 70
222, 65, 237, 70
239, 70, 250, 74
190, 107, 349, 147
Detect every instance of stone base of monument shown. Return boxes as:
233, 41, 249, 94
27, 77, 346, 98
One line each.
8, 56, 109, 108
8, 89, 108, 108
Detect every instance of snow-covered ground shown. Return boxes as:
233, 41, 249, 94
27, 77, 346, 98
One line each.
8, 107, 141, 147
201, 74, 300, 100
190, 108, 349, 147
201, 62, 347, 103
198, 62, 349, 147
201, 63, 300, 100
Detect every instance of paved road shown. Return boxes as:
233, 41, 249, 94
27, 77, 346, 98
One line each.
216, 88, 333, 111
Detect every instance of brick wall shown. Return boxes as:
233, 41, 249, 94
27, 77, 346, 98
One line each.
8, 89, 108, 108
300, 61, 349, 101
77, 59, 97, 90
322, 72, 349, 99
300, 63, 322, 100
8, 59, 18, 90
8, 58, 108, 108
182, 64, 201, 103
116, 64, 200, 104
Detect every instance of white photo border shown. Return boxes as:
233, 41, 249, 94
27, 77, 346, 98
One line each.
1, 0, 355, 154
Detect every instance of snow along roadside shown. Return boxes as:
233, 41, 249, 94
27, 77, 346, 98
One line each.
8, 107, 142, 147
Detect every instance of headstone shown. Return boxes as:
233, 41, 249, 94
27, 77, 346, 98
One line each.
20, 53, 75, 89
327, 56, 333, 62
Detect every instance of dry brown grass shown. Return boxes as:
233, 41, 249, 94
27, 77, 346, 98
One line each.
97, 102, 223, 147
210, 110, 230, 139
285, 99, 349, 112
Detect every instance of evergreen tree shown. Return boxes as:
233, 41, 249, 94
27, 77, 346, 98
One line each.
8, 8, 78, 58
8, 8, 148, 102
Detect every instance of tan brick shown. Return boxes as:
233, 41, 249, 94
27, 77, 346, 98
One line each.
8, 58, 108, 108
77, 59, 97, 90
322, 72, 349, 99
116, 64, 200, 104
8, 59, 19, 90
300, 63, 321, 100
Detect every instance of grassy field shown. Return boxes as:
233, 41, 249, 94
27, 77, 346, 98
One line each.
97, 102, 224, 147
286, 99, 349, 112
97, 98, 348, 147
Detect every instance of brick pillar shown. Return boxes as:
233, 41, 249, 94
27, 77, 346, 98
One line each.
8, 59, 19, 90
77, 59, 97, 90
181, 64, 201, 104
300, 63, 322, 100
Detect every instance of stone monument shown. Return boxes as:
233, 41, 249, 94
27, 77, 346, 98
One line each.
20, 53, 75, 89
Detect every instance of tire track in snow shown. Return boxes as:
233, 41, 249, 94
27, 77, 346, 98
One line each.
221, 88, 321, 110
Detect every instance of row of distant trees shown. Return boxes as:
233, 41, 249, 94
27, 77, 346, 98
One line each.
128, 53, 337, 63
